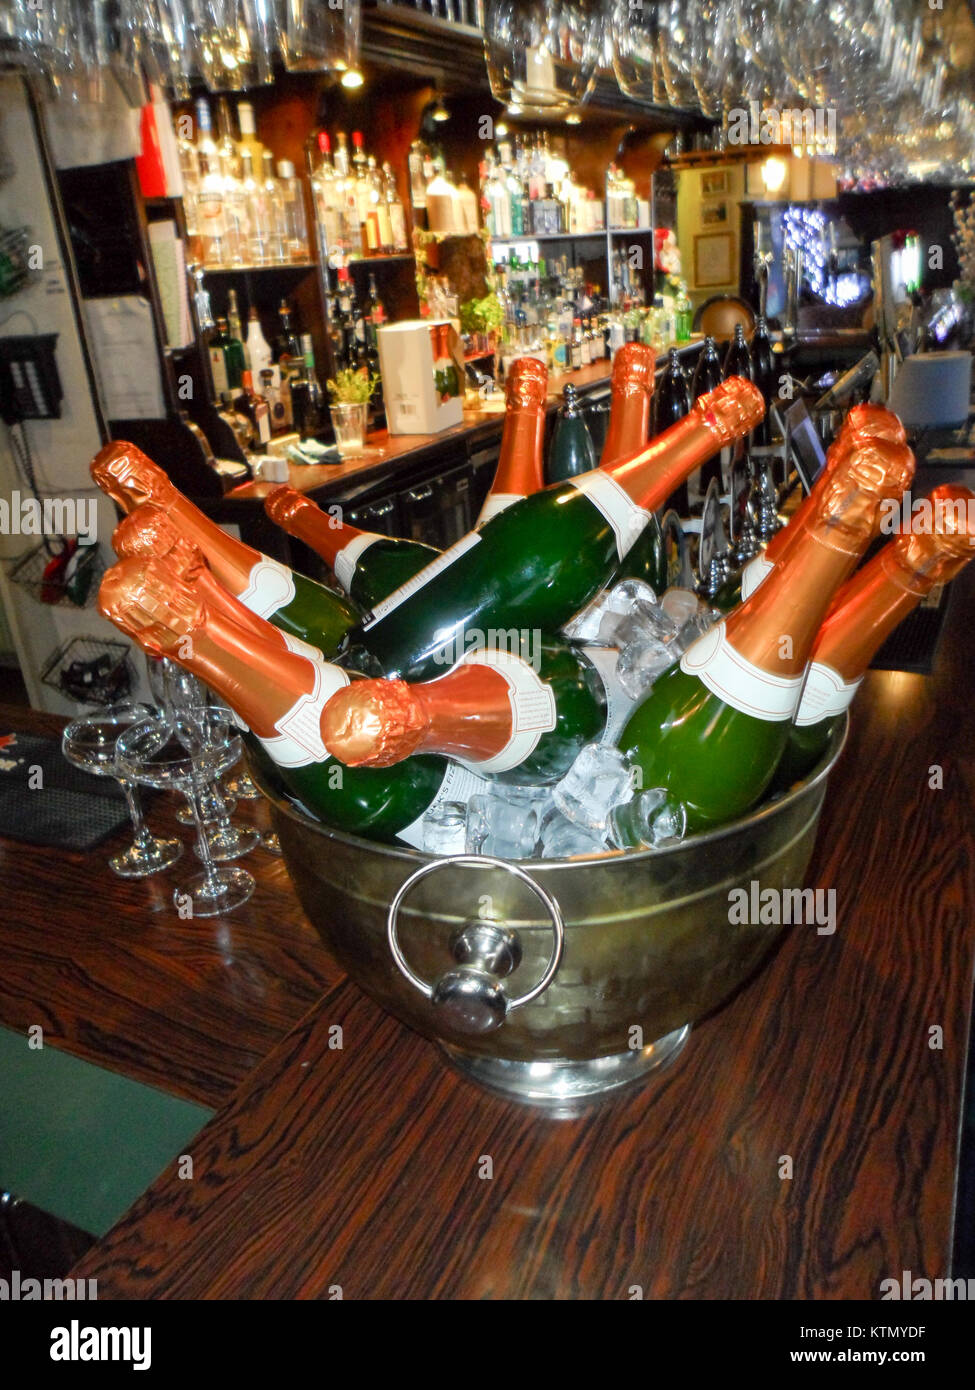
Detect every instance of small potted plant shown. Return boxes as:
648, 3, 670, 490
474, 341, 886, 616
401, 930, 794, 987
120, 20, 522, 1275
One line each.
326, 368, 378, 457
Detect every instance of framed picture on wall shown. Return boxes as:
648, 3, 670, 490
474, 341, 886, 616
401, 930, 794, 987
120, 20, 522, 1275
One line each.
701, 169, 729, 197
694, 231, 735, 287
701, 200, 728, 227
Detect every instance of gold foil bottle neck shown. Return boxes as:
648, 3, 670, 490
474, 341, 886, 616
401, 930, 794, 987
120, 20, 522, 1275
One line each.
843, 402, 907, 444
885, 483, 975, 584
504, 355, 549, 410
112, 505, 204, 581
696, 376, 765, 444
98, 556, 205, 656
265, 485, 311, 529
321, 679, 426, 767
611, 342, 655, 394
90, 441, 175, 512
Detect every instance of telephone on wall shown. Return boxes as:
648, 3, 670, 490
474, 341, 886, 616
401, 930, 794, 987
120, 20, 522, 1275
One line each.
0, 333, 62, 426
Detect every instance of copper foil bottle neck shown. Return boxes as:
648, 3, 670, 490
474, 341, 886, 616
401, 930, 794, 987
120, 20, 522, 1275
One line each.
322, 679, 427, 767
504, 355, 549, 410
91, 441, 176, 513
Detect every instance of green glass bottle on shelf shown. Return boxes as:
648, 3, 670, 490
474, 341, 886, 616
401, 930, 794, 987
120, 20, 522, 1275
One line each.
776, 482, 975, 786
97, 554, 474, 846
264, 485, 439, 611
345, 378, 765, 684
614, 435, 917, 838
90, 441, 360, 658
321, 634, 614, 786
597, 342, 666, 596
545, 383, 597, 483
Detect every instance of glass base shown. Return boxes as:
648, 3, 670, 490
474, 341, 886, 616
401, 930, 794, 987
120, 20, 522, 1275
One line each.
197, 824, 261, 863
439, 1025, 690, 1114
109, 836, 183, 879
261, 832, 282, 855
177, 793, 237, 825
173, 866, 255, 918
224, 773, 261, 801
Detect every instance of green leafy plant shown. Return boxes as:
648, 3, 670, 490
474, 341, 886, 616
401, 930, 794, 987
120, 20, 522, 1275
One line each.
326, 368, 378, 404
459, 292, 504, 337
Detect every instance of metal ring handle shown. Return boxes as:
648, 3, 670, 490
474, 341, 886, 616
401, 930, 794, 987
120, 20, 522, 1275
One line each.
386, 854, 565, 1015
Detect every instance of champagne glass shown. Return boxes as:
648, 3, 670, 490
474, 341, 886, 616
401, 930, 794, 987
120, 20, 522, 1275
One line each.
62, 703, 183, 878
116, 707, 255, 917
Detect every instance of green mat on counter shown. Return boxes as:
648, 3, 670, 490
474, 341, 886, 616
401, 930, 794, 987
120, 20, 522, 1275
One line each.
0, 1025, 212, 1237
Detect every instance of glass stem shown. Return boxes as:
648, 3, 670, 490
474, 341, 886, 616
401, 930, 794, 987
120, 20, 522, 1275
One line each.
120, 778, 154, 849
188, 770, 223, 893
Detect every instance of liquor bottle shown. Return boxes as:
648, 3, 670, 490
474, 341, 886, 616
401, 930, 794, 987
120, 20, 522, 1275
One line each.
546, 383, 596, 482
383, 162, 409, 252
277, 298, 302, 368
208, 319, 231, 396
778, 483, 975, 783
653, 347, 693, 514
722, 323, 754, 381
475, 355, 548, 525
258, 152, 287, 264
217, 390, 255, 453
299, 334, 326, 434
239, 150, 270, 264
596, 342, 665, 595
312, 133, 344, 265
234, 370, 271, 451
322, 635, 611, 784
613, 434, 917, 838
750, 317, 777, 446
90, 441, 360, 656
264, 486, 439, 609
347, 378, 764, 682
276, 159, 308, 262
740, 404, 909, 600
236, 101, 264, 171
97, 554, 453, 844
246, 307, 273, 380
221, 310, 247, 390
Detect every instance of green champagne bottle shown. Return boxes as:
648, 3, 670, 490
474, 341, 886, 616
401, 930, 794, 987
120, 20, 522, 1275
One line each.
320, 633, 634, 785
776, 482, 975, 785
97, 553, 492, 846
597, 342, 666, 596
546, 383, 596, 482
91, 441, 360, 657
346, 378, 764, 683
615, 435, 917, 836
264, 484, 438, 610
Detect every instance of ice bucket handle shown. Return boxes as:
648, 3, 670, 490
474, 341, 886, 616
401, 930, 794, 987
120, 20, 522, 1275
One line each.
386, 855, 565, 1035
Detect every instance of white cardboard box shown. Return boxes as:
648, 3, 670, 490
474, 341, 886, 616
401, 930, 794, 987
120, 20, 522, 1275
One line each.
377, 319, 465, 435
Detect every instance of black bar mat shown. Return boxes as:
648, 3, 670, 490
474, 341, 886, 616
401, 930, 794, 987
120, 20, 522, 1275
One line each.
869, 586, 952, 676
0, 731, 131, 851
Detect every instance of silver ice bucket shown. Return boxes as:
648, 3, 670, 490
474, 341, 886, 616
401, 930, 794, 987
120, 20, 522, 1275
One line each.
255, 719, 846, 1109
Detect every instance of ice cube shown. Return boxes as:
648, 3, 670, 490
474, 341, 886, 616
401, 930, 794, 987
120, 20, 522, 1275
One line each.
660, 587, 701, 626
616, 628, 681, 701
535, 806, 610, 859
562, 577, 659, 644
466, 789, 541, 860
420, 800, 468, 856
608, 788, 688, 850
552, 742, 636, 832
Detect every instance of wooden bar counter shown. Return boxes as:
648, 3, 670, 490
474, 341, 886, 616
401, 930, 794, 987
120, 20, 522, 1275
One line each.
2, 566, 973, 1299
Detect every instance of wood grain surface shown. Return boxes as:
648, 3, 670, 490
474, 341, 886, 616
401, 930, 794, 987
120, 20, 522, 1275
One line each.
67, 562, 975, 1299
0, 706, 342, 1109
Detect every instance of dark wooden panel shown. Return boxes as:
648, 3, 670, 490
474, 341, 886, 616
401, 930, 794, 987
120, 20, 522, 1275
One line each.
70, 564, 975, 1298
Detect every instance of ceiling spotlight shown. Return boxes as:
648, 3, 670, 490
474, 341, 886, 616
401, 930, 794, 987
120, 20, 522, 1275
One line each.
761, 156, 787, 193
431, 97, 450, 122
341, 68, 364, 89
565, 113, 581, 125
495, 122, 508, 137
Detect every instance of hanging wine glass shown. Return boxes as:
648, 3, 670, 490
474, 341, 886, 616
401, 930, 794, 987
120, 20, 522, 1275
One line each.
610, 0, 667, 106
483, 0, 603, 114
280, 0, 361, 74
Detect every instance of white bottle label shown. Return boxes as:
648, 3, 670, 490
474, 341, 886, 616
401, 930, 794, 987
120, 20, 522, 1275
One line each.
580, 644, 635, 745
258, 659, 350, 768
333, 532, 382, 594
238, 555, 296, 620
569, 471, 649, 562
679, 619, 804, 722
395, 762, 494, 851
794, 661, 862, 727
476, 492, 523, 527
281, 631, 325, 663
362, 531, 481, 631
740, 553, 774, 601
452, 648, 557, 774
